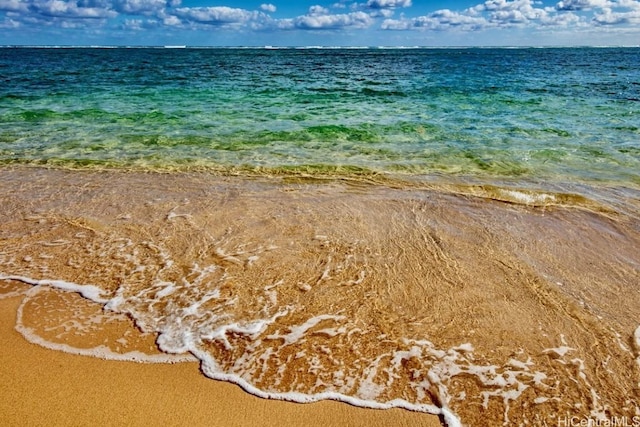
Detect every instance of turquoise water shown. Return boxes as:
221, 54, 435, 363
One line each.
1, 47, 639, 185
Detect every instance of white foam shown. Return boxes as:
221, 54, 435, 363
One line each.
214, 248, 243, 265
154, 281, 177, 298
166, 211, 192, 221
358, 354, 387, 400
543, 345, 575, 358
38, 239, 71, 247
2, 272, 197, 363
194, 340, 462, 427
0, 274, 108, 303
15, 288, 195, 363
194, 311, 284, 352
19, 325, 195, 363
0, 288, 28, 300
453, 343, 474, 353
348, 270, 366, 285
1, 260, 567, 427
507, 357, 533, 370
135, 284, 467, 426
314, 326, 347, 337
267, 314, 345, 345
614, 331, 631, 353
500, 189, 556, 205
569, 357, 606, 420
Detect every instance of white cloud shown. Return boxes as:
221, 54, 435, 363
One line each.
123, 18, 142, 29
539, 9, 582, 25
292, 10, 373, 29
0, 0, 29, 13
469, 0, 549, 23
374, 8, 395, 17
617, 0, 640, 9
31, 0, 116, 18
162, 14, 181, 26
366, 0, 411, 8
272, 4, 375, 30
381, 0, 640, 32
556, 0, 611, 11
0, 16, 20, 27
114, 0, 166, 14
2, 0, 640, 43
473, 0, 536, 12
593, 6, 640, 23
383, 9, 489, 31
260, 3, 276, 13
309, 5, 330, 15
173, 6, 259, 25
0, 0, 116, 26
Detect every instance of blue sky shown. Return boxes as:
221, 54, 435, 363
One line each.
1, 0, 639, 46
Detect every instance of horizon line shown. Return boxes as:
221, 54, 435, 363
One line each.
2, 44, 639, 49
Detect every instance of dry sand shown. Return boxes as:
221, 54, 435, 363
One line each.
0, 294, 442, 427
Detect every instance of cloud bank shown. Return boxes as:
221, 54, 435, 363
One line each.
1, 0, 639, 43
382, 0, 640, 31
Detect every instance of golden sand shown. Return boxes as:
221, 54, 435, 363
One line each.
0, 294, 442, 427
1, 167, 639, 426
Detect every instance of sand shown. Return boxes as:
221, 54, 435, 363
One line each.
0, 293, 442, 427
1, 167, 639, 426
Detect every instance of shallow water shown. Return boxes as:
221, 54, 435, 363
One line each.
1, 168, 639, 426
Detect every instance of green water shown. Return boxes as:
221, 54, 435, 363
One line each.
1, 47, 638, 188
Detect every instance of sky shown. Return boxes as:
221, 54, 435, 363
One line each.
1, 0, 639, 46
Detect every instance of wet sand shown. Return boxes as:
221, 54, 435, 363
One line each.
1, 166, 639, 426
0, 295, 442, 427
0, 166, 441, 427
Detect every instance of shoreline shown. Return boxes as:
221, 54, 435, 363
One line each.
1, 163, 638, 216
1, 166, 639, 425
0, 293, 443, 427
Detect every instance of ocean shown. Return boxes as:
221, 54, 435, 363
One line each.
0, 47, 639, 426
1, 47, 639, 185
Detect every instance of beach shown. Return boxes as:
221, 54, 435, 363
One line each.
1, 46, 639, 425
0, 295, 443, 427
1, 166, 639, 426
